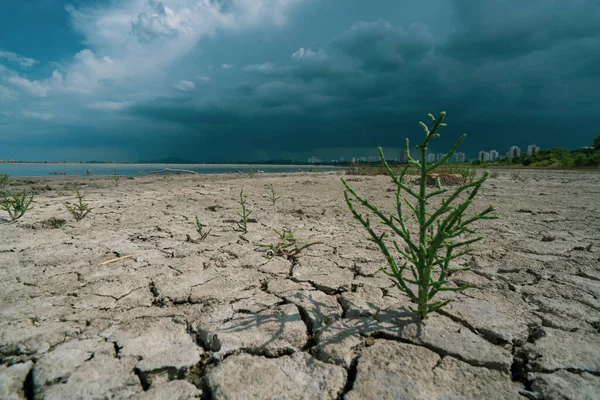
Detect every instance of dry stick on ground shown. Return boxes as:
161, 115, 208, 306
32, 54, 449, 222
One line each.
145, 168, 198, 175
342, 111, 497, 319
98, 255, 133, 266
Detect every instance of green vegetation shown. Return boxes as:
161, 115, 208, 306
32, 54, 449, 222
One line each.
194, 215, 211, 241
510, 171, 527, 182
1, 190, 34, 222
342, 111, 497, 319
236, 189, 251, 233
56, 184, 73, 196
262, 183, 282, 206
477, 135, 600, 169
347, 164, 416, 176
256, 228, 322, 259
65, 189, 92, 221
436, 164, 476, 184
111, 169, 120, 187
0, 174, 9, 189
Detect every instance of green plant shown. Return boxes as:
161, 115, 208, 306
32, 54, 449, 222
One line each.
0, 174, 10, 189
246, 167, 256, 177
437, 164, 476, 184
191, 215, 211, 242
56, 184, 73, 196
236, 189, 251, 233
111, 169, 120, 187
342, 111, 497, 319
65, 189, 92, 221
510, 171, 527, 182
256, 228, 322, 259
1, 190, 34, 221
262, 183, 281, 206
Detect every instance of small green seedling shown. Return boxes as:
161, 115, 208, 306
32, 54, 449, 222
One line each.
256, 228, 322, 259
1, 190, 34, 222
111, 169, 120, 187
192, 215, 211, 242
0, 174, 10, 189
511, 171, 527, 182
342, 111, 497, 319
236, 189, 251, 233
65, 189, 92, 221
262, 183, 281, 206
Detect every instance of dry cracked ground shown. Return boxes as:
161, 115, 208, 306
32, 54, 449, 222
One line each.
0, 169, 599, 399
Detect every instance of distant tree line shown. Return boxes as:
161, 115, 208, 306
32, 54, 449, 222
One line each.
471, 134, 600, 168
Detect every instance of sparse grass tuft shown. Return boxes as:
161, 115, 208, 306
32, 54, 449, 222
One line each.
342, 111, 497, 319
236, 189, 251, 233
256, 228, 322, 259
511, 171, 527, 182
111, 169, 120, 187
56, 184, 73, 196
1, 190, 34, 222
489, 170, 500, 179
436, 164, 476, 184
65, 189, 92, 221
0, 174, 10, 189
187, 215, 211, 242
262, 183, 281, 206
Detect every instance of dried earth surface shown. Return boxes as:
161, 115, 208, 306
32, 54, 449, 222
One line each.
1, 169, 599, 399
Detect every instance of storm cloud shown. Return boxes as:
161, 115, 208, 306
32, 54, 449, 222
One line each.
0, 0, 598, 161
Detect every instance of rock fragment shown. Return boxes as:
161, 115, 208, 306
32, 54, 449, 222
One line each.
207, 352, 346, 399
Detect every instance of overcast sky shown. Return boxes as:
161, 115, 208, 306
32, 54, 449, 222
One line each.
1, 0, 599, 162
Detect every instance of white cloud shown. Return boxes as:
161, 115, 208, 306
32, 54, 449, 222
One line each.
221, 63, 234, 69
86, 101, 129, 111
22, 111, 54, 120
0, 50, 38, 68
196, 75, 211, 82
6, 74, 49, 97
175, 80, 195, 91
56, 0, 308, 94
243, 62, 275, 73
291, 47, 328, 62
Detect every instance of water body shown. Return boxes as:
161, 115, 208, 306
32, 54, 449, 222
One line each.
0, 163, 345, 177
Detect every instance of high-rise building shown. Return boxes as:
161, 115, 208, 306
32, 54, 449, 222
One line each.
478, 151, 490, 162
507, 146, 521, 159
399, 150, 408, 163
527, 144, 540, 155
436, 153, 445, 163
490, 150, 499, 161
454, 152, 466, 163
427, 153, 436, 163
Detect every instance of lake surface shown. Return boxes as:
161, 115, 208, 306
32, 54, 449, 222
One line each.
0, 163, 345, 177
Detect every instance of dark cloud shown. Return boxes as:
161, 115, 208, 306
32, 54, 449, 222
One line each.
5, 0, 598, 162
331, 19, 434, 72
445, 0, 600, 62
